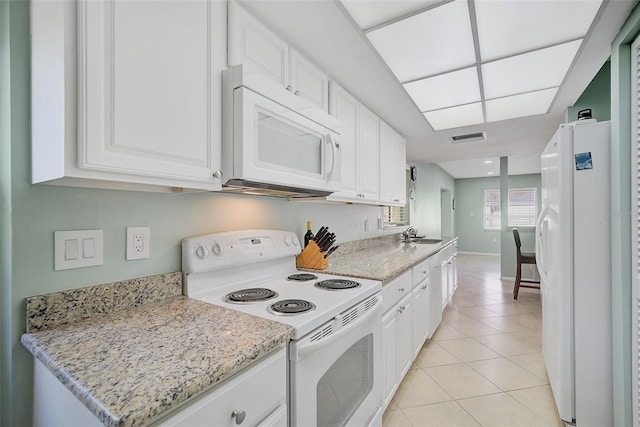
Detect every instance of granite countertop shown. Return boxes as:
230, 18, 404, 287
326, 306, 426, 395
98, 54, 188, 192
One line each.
21, 274, 294, 427
324, 236, 458, 283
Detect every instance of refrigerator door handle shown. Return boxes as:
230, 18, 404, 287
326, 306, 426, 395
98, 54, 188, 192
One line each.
535, 206, 549, 284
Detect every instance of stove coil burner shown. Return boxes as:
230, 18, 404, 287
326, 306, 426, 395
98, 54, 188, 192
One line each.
225, 288, 278, 303
268, 299, 316, 315
315, 279, 361, 291
287, 273, 318, 282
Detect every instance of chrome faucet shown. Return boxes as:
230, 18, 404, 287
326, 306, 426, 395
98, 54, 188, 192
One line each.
402, 227, 417, 242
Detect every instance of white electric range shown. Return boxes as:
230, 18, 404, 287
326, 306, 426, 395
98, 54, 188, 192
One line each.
182, 229, 383, 427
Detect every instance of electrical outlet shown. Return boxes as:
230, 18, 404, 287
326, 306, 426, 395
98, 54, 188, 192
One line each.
127, 227, 150, 260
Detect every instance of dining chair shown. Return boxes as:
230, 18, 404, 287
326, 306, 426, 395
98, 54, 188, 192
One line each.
512, 228, 540, 299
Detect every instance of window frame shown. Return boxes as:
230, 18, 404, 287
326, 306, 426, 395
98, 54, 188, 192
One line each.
483, 187, 538, 230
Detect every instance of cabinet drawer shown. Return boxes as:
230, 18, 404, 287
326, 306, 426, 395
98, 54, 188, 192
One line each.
158, 348, 286, 427
441, 244, 455, 259
412, 259, 429, 287
382, 270, 412, 313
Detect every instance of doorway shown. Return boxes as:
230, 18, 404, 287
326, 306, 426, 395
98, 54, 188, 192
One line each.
440, 188, 453, 237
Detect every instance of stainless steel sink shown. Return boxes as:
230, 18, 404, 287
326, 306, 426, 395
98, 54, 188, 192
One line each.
410, 238, 443, 244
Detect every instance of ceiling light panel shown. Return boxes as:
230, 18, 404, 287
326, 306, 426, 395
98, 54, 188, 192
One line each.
341, 0, 442, 30
403, 67, 480, 111
475, 0, 602, 61
366, 0, 476, 82
482, 40, 581, 99
423, 102, 484, 130
485, 87, 558, 123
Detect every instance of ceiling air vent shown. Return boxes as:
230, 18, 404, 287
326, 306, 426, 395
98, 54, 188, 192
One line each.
450, 131, 487, 144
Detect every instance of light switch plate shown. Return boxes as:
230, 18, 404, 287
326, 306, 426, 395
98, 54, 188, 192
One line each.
54, 230, 103, 270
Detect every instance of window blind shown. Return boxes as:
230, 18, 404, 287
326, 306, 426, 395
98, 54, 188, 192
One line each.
484, 189, 501, 230
484, 187, 537, 230
383, 170, 410, 226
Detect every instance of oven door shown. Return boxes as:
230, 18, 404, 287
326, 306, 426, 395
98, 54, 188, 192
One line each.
289, 294, 382, 427
233, 87, 341, 192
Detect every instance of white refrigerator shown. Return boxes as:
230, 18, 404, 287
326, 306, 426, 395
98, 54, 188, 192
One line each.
536, 119, 612, 426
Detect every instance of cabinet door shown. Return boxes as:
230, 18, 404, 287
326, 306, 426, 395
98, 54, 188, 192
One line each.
357, 106, 380, 201
229, 2, 289, 87
328, 82, 358, 198
412, 280, 430, 358
440, 262, 449, 310
379, 121, 406, 206
397, 294, 413, 381
382, 308, 399, 410
428, 264, 443, 338
290, 50, 329, 111
80, 0, 221, 188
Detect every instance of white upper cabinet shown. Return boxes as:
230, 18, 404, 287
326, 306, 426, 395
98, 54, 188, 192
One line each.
357, 106, 381, 202
289, 51, 329, 111
327, 82, 380, 204
229, 3, 329, 111
379, 121, 407, 206
228, 2, 289, 87
31, 0, 225, 192
327, 83, 359, 196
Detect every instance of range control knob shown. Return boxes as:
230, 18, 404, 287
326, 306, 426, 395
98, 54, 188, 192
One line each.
212, 242, 224, 256
291, 234, 299, 247
195, 244, 209, 260
284, 235, 293, 246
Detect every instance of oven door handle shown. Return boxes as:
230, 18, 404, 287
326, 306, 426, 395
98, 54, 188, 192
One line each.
291, 297, 381, 361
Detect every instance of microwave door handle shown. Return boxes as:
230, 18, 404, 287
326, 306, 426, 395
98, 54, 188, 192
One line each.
325, 134, 336, 181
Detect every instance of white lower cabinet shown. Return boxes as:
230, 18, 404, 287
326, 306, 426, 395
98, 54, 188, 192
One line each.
32, 347, 287, 427
381, 271, 412, 409
411, 277, 430, 358
428, 255, 443, 339
157, 348, 287, 426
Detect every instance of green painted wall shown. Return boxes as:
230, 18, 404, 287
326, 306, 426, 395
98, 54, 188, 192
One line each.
610, 4, 640, 424
1, 4, 387, 424
567, 60, 611, 122
410, 163, 455, 238
454, 176, 501, 254
454, 173, 541, 268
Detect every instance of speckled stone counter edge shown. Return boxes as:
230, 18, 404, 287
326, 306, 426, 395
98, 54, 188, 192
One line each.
25, 272, 183, 332
332, 232, 402, 256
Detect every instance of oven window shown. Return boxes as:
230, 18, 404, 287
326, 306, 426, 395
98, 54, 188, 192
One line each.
317, 334, 374, 427
257, 112, 322, 175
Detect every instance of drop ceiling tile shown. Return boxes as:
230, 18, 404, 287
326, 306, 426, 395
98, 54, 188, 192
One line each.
341, 0, 441, 30
485, 88, 558, 123
482, 40, 581, 99
404, 67, 480, 112
424, 102, 484, 131
366, 0, 476, 82
475, 0, 601, 61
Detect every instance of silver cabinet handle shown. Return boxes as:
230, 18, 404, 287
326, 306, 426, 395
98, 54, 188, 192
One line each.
295, 90, 300, 95
212, 170, 222, 179
422, 270, 427, 274
232, 410, 246, 425
421, 285, 427, 290
286, 85, 293, 91
399, 288, 405, 292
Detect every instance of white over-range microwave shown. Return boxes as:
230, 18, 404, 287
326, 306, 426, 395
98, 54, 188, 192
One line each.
221, 64, 342, 198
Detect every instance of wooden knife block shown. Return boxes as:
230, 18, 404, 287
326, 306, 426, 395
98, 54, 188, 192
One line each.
295, 241, 328, 270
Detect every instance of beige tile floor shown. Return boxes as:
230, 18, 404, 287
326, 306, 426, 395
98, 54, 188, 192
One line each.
382, 253, 564, 427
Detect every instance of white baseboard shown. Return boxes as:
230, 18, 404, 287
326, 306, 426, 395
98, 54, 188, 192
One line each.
457, 251, 500, 256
